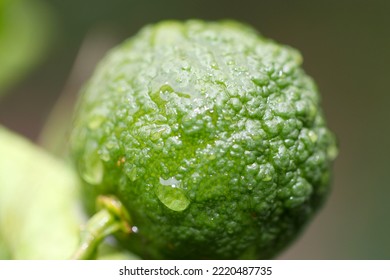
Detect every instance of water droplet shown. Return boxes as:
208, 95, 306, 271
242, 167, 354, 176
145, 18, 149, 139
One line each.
159, 84, 174, 94
227, 60, 235, 65
257, 163, 274, 182
131, 226, 139, 233
252, 75, 269, 86
181, 62, 191, 71
124, 163, 137, 181
98, 148, 110, 162
105, 139, 117, 150
327, 145, 338, 160
207, 152, 216, 160
284, 178, 312, 208
160, 176, 180, 186
155, 177, 190, 211
308, 130, 318, 143
150, 127, 168, 141
80, 145, 104, 185
88, 115, 105, 130
230, 98, 242, 112
293, 177, 312, 197
226, 221, 237, 234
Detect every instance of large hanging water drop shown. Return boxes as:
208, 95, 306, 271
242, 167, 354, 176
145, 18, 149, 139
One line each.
155, 177, 190, 211
79, 144, 104, 185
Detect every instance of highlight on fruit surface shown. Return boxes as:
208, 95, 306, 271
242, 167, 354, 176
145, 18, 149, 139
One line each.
70, 20, 338, 259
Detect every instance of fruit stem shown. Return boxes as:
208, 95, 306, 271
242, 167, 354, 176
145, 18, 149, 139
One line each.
71, 195, 132, 260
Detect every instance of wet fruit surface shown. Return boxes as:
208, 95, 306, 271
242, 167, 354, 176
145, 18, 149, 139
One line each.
70, 20, 337, 259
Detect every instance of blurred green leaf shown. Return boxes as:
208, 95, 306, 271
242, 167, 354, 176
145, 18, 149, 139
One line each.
0, 0, 52, 96
0, 232, 11, 259
0, 126, 138, 259
0, 125, 82, 259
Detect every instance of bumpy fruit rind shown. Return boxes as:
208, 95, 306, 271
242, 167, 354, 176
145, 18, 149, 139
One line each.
70, 20, 337, 259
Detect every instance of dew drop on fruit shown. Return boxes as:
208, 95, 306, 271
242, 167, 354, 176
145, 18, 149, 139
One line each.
124, 163, 138, 181
257, 163, 274, 182
131, 226, 139, 233
87, 115, 105, 130
327, 145, 338, 161
80, 146, 104, 185
98, 147, 110, 162
155, 177, 190, 211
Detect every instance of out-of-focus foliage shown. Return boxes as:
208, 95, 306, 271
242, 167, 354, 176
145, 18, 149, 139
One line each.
0, 126, 139, 259
0, 125, 81, 259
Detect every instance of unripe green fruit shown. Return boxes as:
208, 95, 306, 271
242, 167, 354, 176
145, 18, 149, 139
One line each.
70, 20, 337, 259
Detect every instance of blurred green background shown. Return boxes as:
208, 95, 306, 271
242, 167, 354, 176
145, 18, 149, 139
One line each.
0, 0, 389, 259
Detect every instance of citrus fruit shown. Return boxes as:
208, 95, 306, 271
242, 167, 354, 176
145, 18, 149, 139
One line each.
70, 20, 337, 259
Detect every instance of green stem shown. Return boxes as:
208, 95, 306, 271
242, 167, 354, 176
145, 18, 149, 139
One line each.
71, 195, 131, 260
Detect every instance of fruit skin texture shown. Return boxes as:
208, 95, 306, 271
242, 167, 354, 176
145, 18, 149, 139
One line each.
70, 20, 337, 259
